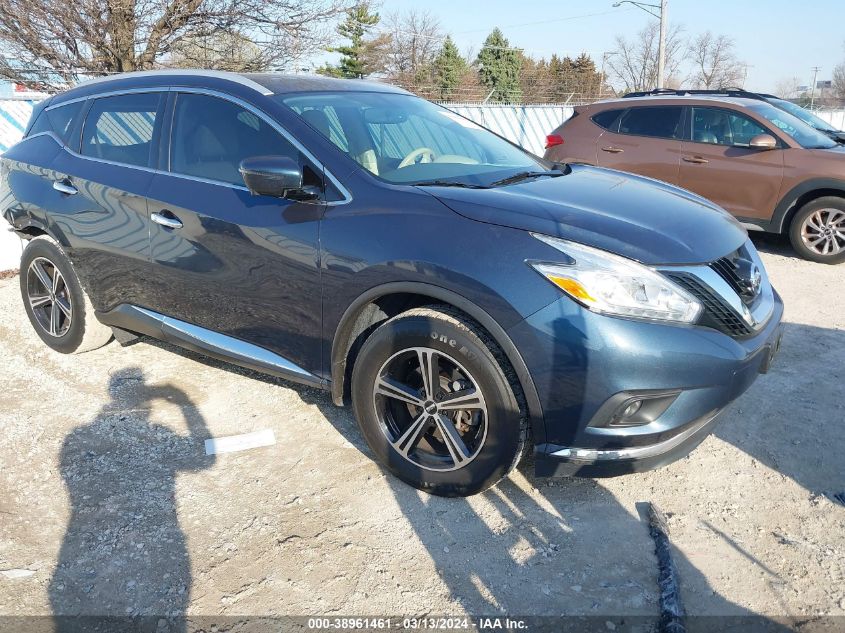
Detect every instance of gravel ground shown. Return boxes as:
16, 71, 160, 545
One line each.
0, 234, 843, 627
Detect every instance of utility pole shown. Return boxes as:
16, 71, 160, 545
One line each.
657, 0, 667, 89
613, 0, 668, 89
810, 66, 821, 108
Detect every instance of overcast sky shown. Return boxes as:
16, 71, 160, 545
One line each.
373, 0, 844, 93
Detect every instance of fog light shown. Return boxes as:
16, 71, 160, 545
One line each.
622, 400, 643, 419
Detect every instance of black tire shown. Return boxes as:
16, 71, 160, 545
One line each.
788, 196, 845, 264
351, 306, 528, 497
19, 235, 113, 354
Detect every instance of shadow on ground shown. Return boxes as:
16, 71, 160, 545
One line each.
47, 318, 842, 631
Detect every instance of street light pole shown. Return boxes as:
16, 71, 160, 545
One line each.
612, 0, 668, 89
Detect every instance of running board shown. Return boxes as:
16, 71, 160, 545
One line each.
97, 305, 325, 389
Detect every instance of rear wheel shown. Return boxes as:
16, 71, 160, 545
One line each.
789, 197, 845, 264
20, 236, 113, 354
351, 306, 528, 497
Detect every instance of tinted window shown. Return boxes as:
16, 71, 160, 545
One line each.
618, 106, 683, 139
48, 101, 85, 146
82, 93, 161, 167
170, 93, 300, 186
592, 109, 623, 131
691, 108, 768, 146
26, 101, 84, 146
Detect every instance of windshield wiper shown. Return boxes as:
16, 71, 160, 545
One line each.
489, 170, 563, 187
412, 180, 490, 189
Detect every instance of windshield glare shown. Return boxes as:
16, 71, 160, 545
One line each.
747, 102, 837, 149
280, 92, 545, 185
767, 98, 837, 133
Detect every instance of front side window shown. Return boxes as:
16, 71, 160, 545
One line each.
170, 93, 301, 186
81, 93, 161, 167
280, 92, 544, 186
690, 107, 768, 146
617, 106, 683, 139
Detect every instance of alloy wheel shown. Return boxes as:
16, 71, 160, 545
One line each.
801, 208, 845, 256
26, 256, 72, 337
372, 347, 488, 472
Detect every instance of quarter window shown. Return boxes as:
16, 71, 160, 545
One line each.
81, 93, 162, 167
28, 101, 85, 146
617, 106, 683, 139
690, 108, 768, 146
169, 93, 300, 186
591, 109, 623, 131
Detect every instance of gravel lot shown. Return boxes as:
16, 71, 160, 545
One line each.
0, 234, 843, 627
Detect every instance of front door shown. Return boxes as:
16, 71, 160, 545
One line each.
679, 107, 785, 222
143, 91, 325, 374
595, 105, 684, 183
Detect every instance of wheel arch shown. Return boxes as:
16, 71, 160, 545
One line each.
770, 179, 845, 234
330, 281, 546, 445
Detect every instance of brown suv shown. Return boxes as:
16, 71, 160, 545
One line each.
544, 93, 845, 263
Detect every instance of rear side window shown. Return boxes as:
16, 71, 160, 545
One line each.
81, 93, 162, 168
592, 109, 623, 131
26, 101, 84, 146
617, 106, 683, 139
169, 93, 301, 186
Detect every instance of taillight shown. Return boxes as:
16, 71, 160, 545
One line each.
545, 134, 564, 149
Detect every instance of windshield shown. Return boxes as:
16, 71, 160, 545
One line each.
766, 97, 838, 133
746, 102, 837, 149
279, 92, 546, 186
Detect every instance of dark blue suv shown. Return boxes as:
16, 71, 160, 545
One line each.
1, 71, 784, 496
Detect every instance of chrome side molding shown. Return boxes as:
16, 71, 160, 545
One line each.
99, 305, 324, 389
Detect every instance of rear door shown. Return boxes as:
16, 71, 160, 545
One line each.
44, 92, 165, 309
678, 106, 784, 221
143, 90, 325, 374
595, 105, 684, 184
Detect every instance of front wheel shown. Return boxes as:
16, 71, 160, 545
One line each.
351, 306, 528, 497
788, 197, 845, 264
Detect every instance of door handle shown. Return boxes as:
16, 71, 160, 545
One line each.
601, 146, 624, 154
683, 156, 709, 164
53, 180, 77, 195
151, 211, 183, 229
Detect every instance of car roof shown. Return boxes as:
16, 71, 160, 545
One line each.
47, 69, 410, 107
588, 95, 765, 109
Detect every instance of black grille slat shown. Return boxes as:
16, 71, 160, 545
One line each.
710, 256, 745, 296
666, 273, 753, 338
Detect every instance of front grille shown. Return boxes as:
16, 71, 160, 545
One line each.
710, 255, 746, 297
666, 272, 753, 337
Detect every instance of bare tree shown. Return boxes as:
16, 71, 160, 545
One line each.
0, 0, 350, 89
688, 31, 744, 89
774, 76, 803, 99
169, 31, 265, 72
606, 22, 686, 93
382, 9, 442, 85
834, 62, 845, 100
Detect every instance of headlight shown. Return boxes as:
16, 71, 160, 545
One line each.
530, 233, 702, 324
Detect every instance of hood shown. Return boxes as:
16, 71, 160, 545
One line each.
424, 164, 747, 265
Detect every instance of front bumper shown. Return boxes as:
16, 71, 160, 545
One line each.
508, 288, 784, 478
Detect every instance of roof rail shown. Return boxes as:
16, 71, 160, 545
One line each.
622, 88, 771, 101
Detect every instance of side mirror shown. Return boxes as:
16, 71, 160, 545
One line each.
748, 134, 777, 150
239, 156, 316, 200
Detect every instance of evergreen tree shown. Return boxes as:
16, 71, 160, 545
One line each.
319, 2, 383, 79
434, 36, 467, 100
476, 28, 522, 103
